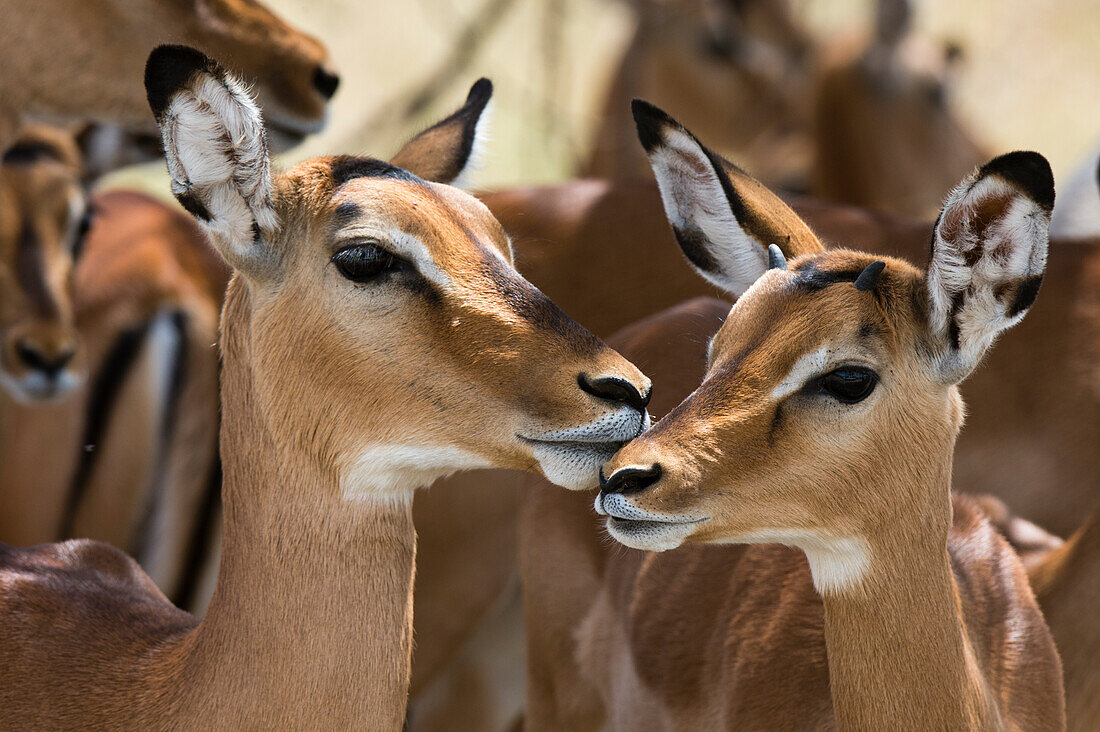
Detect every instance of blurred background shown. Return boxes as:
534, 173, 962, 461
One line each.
102, 0, 1100, 196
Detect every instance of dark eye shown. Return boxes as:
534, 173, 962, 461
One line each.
331, 244, 405, 283
818, 368, 878, 404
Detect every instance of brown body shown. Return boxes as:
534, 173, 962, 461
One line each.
1030, 508, 1100, 732
526, 107, 1063, 729
0, 49, 651, 727
0, 0, 338, 154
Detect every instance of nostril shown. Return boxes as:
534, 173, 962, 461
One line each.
16, 341, 74, 376
578, 373, 651, 414
312, 66, 340, 100
600, 464, 662, 495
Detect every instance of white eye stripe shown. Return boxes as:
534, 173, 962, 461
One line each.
770, 347, 828, 400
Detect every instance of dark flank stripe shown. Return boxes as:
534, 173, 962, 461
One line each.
173, 458, 222, 611
58, 321, 152, 539
130, 311, 189, 565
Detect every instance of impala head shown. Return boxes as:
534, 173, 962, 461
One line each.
598, 103, 1052, 591
0, 127, 90, 401
145, 46, 650, 497
626, 0, 813, 189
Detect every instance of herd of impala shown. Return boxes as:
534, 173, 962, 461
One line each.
0, 0, 1096, 729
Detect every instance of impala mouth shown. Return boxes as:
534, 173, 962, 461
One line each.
518, 409, 650, 491
595, 491, 706, 551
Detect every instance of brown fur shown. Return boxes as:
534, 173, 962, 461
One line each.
1029, 508, 1100, 732
0, 61, 649, 727
0, 0, 335, 154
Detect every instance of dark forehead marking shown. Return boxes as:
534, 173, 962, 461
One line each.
2, 141, 65, 166
329, 156, 422, 188
787, 260, 870, 292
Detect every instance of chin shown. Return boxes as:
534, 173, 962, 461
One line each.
530, 441, 623, 491
0, 369, 83, 404
604, 516, 698, 552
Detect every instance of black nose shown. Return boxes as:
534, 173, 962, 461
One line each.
16, 341, 74, 377
312, 66, 340, 100
578, 374, 651, 414
600, 464, 662, 495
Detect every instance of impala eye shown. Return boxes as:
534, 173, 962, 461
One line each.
331, 244, 406, 283
818, 368, 878, 404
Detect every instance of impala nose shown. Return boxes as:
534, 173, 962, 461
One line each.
312, 66, 340, 100
16, 340, 75, 377
600, 464, 662, 496
578, 373, 651, 415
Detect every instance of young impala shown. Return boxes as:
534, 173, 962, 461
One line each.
529, 103, 1064, 729
0, 46, 650, 728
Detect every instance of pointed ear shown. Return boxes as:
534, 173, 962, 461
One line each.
144, 45, 278, 279
927, 151, 1054, 382
389, 78, 493, 189
632, 99, 823, 296
874, 0, 911, 51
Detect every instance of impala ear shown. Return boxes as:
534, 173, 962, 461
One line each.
632, 99, 822, 296
927, 151, 1053, 382
144, 44, 277, 279
389, 78, 493, 189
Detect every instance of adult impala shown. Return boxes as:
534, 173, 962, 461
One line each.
525, 104, 1064, 729
0, 0, 338, 154
0, 47, 650, 728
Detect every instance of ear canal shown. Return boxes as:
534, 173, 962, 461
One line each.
853, 261, 886, 291
768, 244, 788, 271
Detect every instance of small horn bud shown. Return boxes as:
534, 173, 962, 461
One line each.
768, 244, 787, 271
854, 261, 886, 291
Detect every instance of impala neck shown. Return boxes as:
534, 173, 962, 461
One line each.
169, 281, 417, 728
818, 456, 998, 731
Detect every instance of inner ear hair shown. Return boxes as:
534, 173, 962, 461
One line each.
926, 151, 1053, 382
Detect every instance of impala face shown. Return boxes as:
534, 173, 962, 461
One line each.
146, 47, 651, 497
597, 102, 1051, 590
0, 128, 89, 401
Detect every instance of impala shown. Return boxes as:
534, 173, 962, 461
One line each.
523, 103, 1064, 729
0, 46, 650, 728
0, 127, 226, 612
0, 0, 338, 154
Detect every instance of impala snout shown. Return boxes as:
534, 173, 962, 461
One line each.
1, 326, 82, 401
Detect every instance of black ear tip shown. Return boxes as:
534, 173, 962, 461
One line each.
631, 99, 676, 153
979, 151, 1055, 213
145, 45, 215, 120
465, 78, 493, 112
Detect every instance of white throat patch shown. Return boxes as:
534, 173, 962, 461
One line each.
341, 443, 489, 504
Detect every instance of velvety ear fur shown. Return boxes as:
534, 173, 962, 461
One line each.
144, 45, 277, 278
389, 78, 493, 189
631, 99, 822, 296
927, 151, 1054, 382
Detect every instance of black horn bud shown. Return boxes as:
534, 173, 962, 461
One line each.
854, 261, 886, 291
